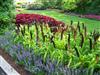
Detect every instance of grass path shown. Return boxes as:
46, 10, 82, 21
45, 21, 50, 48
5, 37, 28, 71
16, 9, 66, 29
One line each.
20, 9, 100, 32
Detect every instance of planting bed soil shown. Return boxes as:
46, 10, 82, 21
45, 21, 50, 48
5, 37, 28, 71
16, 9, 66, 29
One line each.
0, 48, 32, 75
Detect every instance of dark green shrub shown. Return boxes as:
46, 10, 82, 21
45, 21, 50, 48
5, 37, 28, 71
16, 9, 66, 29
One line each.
0, 0, 14, 30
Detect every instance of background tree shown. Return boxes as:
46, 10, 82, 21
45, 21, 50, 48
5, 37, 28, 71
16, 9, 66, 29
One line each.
87, 0, 100, 14
75, 0, 100, 14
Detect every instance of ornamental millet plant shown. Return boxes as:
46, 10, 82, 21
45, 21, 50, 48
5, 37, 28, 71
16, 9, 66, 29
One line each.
72, 26, 77, 41
60, 25, 67, 40
60, 28, 65, 40
68, 32, 70, 49
93, 32, 99, 42
80, 33, 84, 48
82, 23, 85, 29
82, 23, 87, 37
74, 46, 80, 57
40, 24, 45, 42
93, 31, 100, 48
77, 21, 80, 33
30, 30, 33, 40
35, 22, 39, 45
21, 28, 24, 36
89, 38, 93, 50
70, 20, 73, 25
27, 24, 30, 31
50, 35, 56, 48
84, 26, 87, 37
23, 26, 26, 34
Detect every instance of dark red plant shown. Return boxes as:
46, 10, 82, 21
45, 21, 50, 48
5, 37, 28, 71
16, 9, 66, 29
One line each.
16, 14, 66, 33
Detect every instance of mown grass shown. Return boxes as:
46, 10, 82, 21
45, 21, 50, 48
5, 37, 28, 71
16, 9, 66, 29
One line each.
19, 9, 100, 32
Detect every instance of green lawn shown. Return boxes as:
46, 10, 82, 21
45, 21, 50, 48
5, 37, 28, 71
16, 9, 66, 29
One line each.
20, 9, 100, 32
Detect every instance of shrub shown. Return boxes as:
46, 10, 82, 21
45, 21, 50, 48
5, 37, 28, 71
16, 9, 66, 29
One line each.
40, 0, 63, 9
0, 0, 14, 30
41, 0, 56, 9
61, 0, 77, 11
0, 12, 10, 27
16, 2, 28, 8
27, 3, 46, 10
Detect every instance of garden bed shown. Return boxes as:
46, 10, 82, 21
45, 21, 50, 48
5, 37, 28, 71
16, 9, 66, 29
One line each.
0, 14, 100, 75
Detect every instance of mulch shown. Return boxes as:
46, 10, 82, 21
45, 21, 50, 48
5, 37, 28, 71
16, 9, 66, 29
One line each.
0, 48, 33, 75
